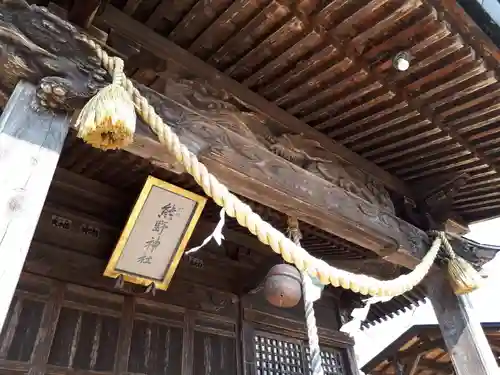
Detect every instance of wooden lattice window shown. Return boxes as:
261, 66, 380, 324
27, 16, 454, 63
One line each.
305, 347, 345, 375
254, 333, 346, 375
255, 334, 304, 375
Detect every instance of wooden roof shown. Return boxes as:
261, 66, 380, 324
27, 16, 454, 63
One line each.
362, 322, 500, 375
24, 0, 500, 325
94, 0, 500, 224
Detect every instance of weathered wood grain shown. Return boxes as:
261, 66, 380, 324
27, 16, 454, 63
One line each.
0, 1, 430, 270
28, 282, 65, 375
0, 81, 69, 333
133, 83, 429, 269
97, 5, 413, 198
0, 269, 357, 375
425, 271, 499, 375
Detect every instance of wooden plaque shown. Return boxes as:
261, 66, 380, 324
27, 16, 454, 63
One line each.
104, 176, 207, 290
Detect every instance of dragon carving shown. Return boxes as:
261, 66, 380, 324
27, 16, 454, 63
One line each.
159, 74, 396, 213
267, 134, 395, 213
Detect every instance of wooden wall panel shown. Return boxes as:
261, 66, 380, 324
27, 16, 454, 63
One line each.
0, 275, 54, 374
0, 298, 45, 363
193, 331, 237, 375
242, 287, 342, 334
0, 164, 356, 375
32, 167, 268, 295
47, 308, 121, 372
0, 274, 354, 375
128, 320, 183, 374
45, 285, 123, 375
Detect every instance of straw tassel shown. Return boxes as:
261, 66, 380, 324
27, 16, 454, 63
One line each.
437, 232, 483, 295
78, 36, 485, 298
75, 58, 136, 150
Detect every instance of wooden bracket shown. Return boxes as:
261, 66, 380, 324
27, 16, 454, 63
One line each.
396, 173, 470, 232
446, 234, 500, 270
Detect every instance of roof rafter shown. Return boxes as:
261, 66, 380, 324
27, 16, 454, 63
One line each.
97, 4, 415, 198
272, 0, 500, 191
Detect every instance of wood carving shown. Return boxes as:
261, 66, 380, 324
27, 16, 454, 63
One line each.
159, 75, 395, 213
139, 80, 429, 259
187, 285, 237, 314
0, 0, 108, 110
267, 134, 395, 213
396, 173, 469, 231
446, 235, 500, 271
0, 0, 431, 266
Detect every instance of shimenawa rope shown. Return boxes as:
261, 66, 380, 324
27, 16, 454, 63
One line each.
288, 217, 324, 375
75, 35, 480, 297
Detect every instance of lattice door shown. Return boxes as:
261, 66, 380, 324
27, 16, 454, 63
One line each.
305, 347, 345, 375
254, 334, 304, 375
254, 332, 347, 375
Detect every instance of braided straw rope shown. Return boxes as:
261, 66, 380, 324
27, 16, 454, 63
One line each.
288, 218, 324, 375
81, 36, 443, 297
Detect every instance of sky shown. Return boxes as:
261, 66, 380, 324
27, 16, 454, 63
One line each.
351, 217, 500, 368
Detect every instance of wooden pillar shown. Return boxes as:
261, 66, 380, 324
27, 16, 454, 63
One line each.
425, 272, 498, 375
0, 81, 69, 333
346, 346, 362, 375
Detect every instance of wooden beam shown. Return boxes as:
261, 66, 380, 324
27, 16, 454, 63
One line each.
425, 272, 499, 375
405, 353, 422, 375
96, 5, 414, 199
488, 343, 500, 354
346, 346, 362, 375
399, 338, 445, 360
113, 296, 135, 375
0, 2, 429, 269
50, 167, 272, 257
68, 0, 102, 29
132, 85, 428, 269
418, 358, 453, 373
0, 81, 69, 333
25, 240, 238, 307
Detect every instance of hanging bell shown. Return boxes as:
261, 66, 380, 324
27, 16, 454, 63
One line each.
264, 264, 302, 308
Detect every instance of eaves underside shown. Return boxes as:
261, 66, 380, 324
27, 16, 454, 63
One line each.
96, 0, 500, 224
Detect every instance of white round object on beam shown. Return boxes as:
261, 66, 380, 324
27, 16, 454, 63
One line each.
396, 58, 410, 71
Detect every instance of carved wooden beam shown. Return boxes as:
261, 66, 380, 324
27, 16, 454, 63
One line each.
446, 234, 500, 271
96, 5, 415, 199
0, 0, 430, 269
134, 84, 430, 268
